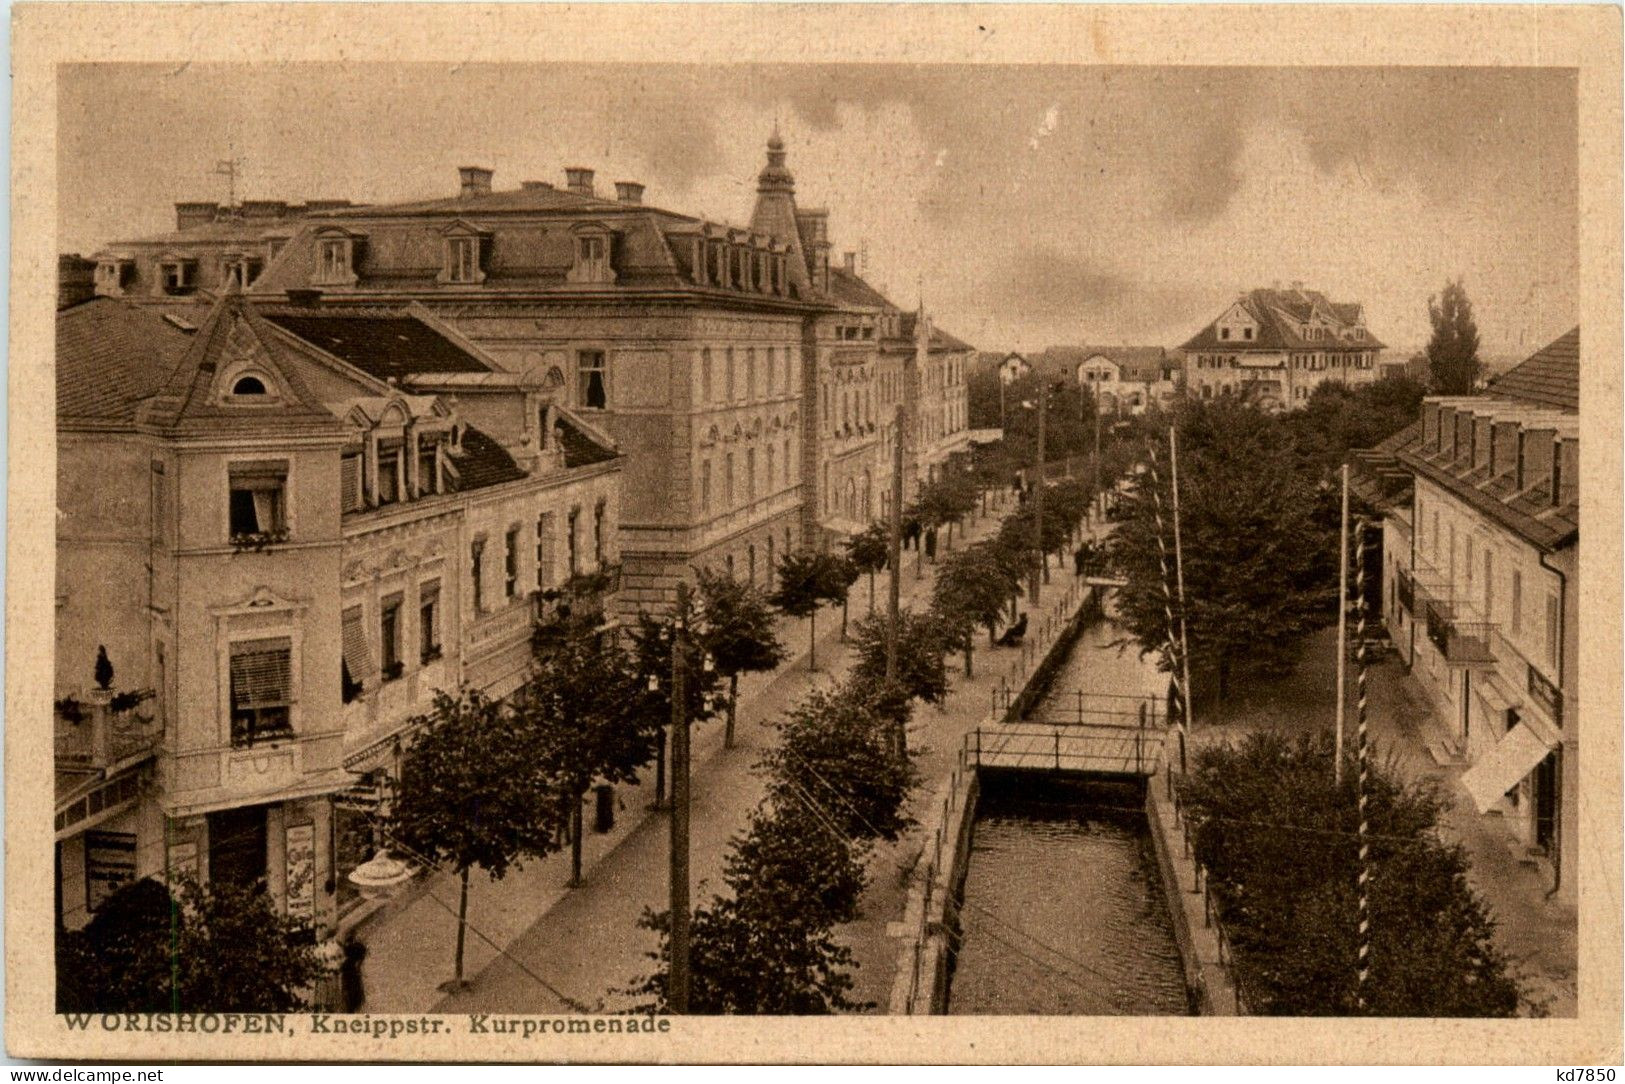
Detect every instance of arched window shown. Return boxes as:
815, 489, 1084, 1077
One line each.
232, 375, 267, 396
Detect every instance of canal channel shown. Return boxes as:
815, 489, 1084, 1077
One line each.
945, 600, 1194, 1015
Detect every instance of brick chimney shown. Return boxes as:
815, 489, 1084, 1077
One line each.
564, 167, 595, 197
1558, 438, 1579, 505
458, 166, 494, 198
843, 251, 857, 274
614, 181, 644, 205
1490, 419, 1520, 478
175, 201, 220, 231
521, 180, 553, 191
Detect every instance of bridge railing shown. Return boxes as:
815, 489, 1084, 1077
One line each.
970, 721, 1169, 777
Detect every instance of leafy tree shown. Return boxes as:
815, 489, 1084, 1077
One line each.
932, 542, 1019, 675
631, 799, 870, 1014
1111, 397, 1336, 700
1001, 373, 1097, 464
849, 607, 949, 708
1426, 277, 1482, 395
844, 522, 891, 613
388, 686, 564, 988
625, 595, 722, 816
1180, 730, 1522, 1016
695, 568, 787, 748
1283, 377, 1427, 480
770, 550, 850, 671
824, 553, 861, 641
760, 682, 917, 843
57, 876, 320, 1013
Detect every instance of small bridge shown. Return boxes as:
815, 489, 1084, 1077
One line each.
969, 721, 1168, 778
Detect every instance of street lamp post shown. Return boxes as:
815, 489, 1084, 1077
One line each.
1032, 386, 1047, 605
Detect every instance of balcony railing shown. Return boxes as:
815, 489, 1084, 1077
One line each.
1527, 663, 1564, 728
55, 695, 163, 772
1424, 603, 1496, 666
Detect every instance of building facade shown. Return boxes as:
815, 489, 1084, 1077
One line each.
54, 294, 620, 934
1037, 345, 1180, 415
1354, 328, 1579, 903
1182, 284, 1383, 409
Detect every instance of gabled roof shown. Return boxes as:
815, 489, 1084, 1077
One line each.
1038, 345, 1170, 383
827, 266, 896, 310
1182, 287, 1385, 353
552, 410, 620, 469
260, 310, 494, 383
137, 294, 344, 435
1485, 328, 1579, 413
897, 312, 974, 354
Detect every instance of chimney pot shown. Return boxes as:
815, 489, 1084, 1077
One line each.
564, 167, 595, 197
521, 180, 553, 191
458, 166, 494, 198
175, 201, 221, 231
843, 251, 857, 273
614, 181, 645, 205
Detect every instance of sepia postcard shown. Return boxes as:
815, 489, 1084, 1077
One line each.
7, 2, 1622, 1065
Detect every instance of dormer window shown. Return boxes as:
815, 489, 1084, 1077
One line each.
568, 226, 614, 284
159, 258, 198, 297
439, 221, 491, 285
95, 259, 134, 297
232, 376, 267, 396
224, 254, 263, 289
314, 228, 362, 286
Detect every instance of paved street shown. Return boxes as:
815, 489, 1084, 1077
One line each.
1194, 627, 1579, 1017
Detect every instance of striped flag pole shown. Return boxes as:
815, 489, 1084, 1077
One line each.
1354, 518, 1372, 1011
1145, 439, 1188, 773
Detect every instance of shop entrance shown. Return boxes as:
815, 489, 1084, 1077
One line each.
207, 804, 268, 888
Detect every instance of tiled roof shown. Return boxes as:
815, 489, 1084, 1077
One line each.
1485, 328, 1579, 413
1182, 287, 1386, 353
553, 412, 619, 469
262, 311, 492, 382
1399, 436, 1577, 551
448, 426, 526, 490
1348, 420, 1421, 513
827, 266, 896, 310
897, 312, 974, 354
56, 299, 208, 422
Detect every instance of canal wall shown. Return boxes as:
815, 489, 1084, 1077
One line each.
887, 581, 1099, 1015
1145, 774, 1246, 1015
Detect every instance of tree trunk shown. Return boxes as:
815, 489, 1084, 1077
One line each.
453, 866, 470, 988
868, 571, 876, 613
724, 673, 739, 748
570, 791, 585, 886
964, 643, 973, 678
841, 596, 849, 641
808, 610, 817, 672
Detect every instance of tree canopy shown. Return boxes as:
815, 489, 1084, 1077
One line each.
1110, 397, 1336, 699
1180, 730, 1523, 1016
1426, 277, 1482, 395
695, 567, 787, 746
57, 876, 320, 1013
849, 607, 949, 707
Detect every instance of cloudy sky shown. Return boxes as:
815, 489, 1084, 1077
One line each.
60, 63, 1577, 358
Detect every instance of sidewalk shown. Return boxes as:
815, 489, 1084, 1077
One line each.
1195, 626, 1578, 1017
353, 493, 1034, 1013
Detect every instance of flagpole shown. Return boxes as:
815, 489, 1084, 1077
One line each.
1169, 426, 1195, 742
1335, 463, 1350, 785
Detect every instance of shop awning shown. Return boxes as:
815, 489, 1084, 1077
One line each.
1460, 722, 1557, 814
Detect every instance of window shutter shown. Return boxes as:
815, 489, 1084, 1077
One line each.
230, 638, 292, 707
341, 455, 362, 511
341, 608, 373, 679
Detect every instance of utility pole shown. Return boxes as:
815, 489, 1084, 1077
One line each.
1093, 393, 1103, 520
668, 581, 691, 1013
1032, 386, 1046, 604
1334, 464, 1350, 786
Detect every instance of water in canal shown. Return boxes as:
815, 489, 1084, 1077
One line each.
946, 601, 1192, 1015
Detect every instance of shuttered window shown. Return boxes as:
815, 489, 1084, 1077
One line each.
340, 453, 363, 512
341, 606, 371, 702
419, 581, 441, 661
229, 637, 293, 746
